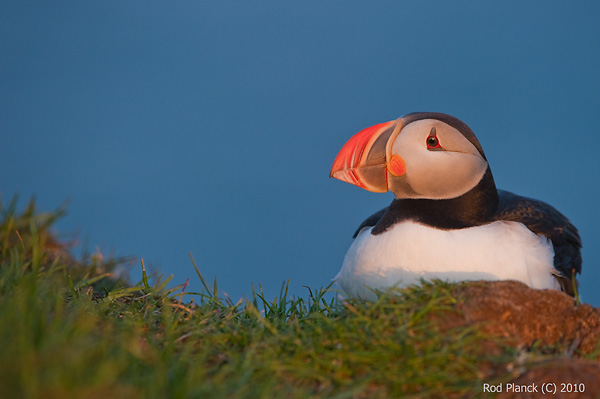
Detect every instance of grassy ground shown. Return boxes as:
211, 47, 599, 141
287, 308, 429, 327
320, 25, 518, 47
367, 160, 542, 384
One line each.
0, 197, 539, 399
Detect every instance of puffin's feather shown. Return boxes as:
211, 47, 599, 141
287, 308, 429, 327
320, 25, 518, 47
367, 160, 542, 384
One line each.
494, 190, 582, 284
350, 188, 581, 295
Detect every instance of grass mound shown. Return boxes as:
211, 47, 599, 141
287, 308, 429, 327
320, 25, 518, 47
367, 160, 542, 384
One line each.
0, 197, 597, 398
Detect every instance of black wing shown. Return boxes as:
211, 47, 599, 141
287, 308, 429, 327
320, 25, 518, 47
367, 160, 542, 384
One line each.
352, 207, 387, 238
495, 189, 582, 292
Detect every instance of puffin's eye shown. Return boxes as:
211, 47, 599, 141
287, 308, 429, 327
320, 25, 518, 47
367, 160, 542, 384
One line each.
426, 136, 438, 147
426, 127, 442, 150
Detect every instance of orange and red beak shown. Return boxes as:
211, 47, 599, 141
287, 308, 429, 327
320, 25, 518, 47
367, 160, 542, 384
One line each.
330, 119, 405, 193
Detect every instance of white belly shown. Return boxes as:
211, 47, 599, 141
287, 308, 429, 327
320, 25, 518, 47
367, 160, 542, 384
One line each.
335, 220, 558, 299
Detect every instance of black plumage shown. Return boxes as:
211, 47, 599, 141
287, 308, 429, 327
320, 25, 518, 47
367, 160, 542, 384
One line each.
495, 190, 582, 293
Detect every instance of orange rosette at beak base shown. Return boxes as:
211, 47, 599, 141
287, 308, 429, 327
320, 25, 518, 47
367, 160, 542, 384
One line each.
387, 154, 406, 177
330, 120, 401, 193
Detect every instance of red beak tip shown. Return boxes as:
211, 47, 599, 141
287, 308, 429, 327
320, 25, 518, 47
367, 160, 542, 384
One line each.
330, 120, 397, 191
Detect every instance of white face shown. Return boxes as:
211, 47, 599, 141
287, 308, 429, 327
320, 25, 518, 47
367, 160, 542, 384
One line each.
389, 119, 488, 199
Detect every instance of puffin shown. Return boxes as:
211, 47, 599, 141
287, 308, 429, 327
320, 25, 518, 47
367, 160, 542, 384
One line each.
330, 112, 582, 299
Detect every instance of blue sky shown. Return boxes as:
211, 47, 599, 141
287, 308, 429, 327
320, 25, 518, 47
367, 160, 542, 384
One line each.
2, 1, 599, 304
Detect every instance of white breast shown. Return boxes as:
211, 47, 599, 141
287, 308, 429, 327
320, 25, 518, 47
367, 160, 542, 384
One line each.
335, 220, 558, 299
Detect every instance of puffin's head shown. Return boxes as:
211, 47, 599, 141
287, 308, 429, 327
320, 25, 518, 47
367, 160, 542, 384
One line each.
330, 112, 489, 200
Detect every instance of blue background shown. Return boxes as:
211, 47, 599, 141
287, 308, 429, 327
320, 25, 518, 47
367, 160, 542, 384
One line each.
2, 1, 598, 305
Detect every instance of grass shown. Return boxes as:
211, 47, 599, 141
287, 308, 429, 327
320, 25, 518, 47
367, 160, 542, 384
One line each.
0, 196, 540, 398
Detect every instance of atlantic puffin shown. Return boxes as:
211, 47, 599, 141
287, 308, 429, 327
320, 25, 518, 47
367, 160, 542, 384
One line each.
330, 112, 581, 299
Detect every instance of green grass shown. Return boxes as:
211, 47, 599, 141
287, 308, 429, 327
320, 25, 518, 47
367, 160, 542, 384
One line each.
0, 197, 532, 398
